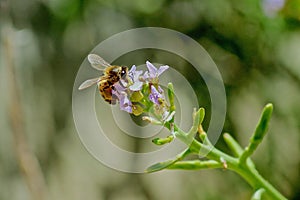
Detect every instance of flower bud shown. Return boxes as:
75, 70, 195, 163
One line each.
130, 91, 144, 102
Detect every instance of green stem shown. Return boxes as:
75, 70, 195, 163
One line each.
148, 105, 286, 199
184, 136, 287, 200
233, 165, 286, 200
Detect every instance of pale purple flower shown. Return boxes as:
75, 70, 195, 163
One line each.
143, 61, 169, 83
128, 65, 143, 91
110, 61, 170, 114
112, 82, 132, 113
112, 82, 125, 99
119, 93, 132, 113
262, 0, 285, 17
149, 85, 164, 105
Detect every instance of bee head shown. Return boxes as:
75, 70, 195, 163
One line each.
121, 66, 128, 78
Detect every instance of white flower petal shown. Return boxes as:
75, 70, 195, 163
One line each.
129, 82, 143, 91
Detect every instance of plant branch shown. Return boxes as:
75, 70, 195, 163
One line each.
147, 105, 287, 200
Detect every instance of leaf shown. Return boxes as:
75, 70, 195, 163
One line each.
146, 159, 177, 173
223, 133, 243, 157
240, 104, 273, 163
252, 103, 273, 141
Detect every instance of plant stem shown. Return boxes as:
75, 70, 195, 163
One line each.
149, 105, 286, 199
232, 163, 287, 200
184, 135, 287, 200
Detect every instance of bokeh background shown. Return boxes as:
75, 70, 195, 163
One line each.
1, 0, 300, 199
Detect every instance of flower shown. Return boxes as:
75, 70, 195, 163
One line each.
143, 61, 169, 84
112, 82, 132, 113
149, 85, 164, 105
112, 82, 126, 99
262, 0, 285, 17
119, 93, 132, 113
128, 65, 143, 91
109, 61, 170, 118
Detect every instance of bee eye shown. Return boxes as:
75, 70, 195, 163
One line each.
121, 70, 126, 77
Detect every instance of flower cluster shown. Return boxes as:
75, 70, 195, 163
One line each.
112, 61, 174, 124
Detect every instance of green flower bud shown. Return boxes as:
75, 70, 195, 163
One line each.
132, 103, 144, 116
130, 91, 144, 102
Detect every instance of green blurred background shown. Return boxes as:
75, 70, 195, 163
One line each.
1, 0, 300, 199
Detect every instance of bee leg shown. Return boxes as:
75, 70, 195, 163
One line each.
111, 94, 117, 105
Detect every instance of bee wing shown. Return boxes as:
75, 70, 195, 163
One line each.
78, 77, 100, 90
88, 54, 111, 70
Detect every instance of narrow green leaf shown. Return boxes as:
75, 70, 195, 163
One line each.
146, 148, 191, 173
199, 107, 205, 124
146, 159, 177, 173
240, 104, 273, 163
167, 82, 175, 112
167, 160, 222, 170
187, 108, 201, 136
252, 103, 273, 141
223, 133, 243, 157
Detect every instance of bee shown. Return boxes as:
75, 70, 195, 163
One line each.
78, 54, 128, 104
